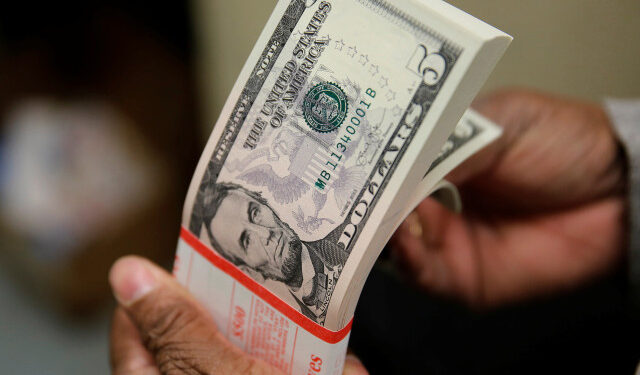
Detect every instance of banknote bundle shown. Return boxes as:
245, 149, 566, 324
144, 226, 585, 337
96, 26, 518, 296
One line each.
173, 1, 511, 373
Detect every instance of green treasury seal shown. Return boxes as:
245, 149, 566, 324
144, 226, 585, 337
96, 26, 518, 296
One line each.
303, 82, 348, 133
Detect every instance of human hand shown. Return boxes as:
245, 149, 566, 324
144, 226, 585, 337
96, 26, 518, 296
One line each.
392, 89, 627, 307
109, 256, 368, 374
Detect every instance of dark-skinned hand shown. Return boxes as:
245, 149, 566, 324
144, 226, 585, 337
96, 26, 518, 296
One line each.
392, 89, 627, 307
109, 256, 368, 374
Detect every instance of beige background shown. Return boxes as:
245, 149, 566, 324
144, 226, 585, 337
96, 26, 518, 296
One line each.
192, 0, 640, 134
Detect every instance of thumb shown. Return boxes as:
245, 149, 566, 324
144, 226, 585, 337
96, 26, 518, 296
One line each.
109, 256, 278, 375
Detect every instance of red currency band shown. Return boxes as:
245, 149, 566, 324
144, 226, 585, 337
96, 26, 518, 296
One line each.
180, 226, 353, 344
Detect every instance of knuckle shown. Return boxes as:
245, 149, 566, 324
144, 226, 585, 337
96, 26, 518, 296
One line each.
155, 349, 208, 375
494, 89, 528, 108
130, 292, 281, 375
494, 87, 537, 107
135, 294, 211, 364
149, 321, 212, 374
143, 299, 200, 349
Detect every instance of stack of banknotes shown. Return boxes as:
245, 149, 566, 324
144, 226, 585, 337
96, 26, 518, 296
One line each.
173, 1, 511, 373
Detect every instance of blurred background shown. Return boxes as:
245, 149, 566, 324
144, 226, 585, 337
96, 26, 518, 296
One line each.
0, 1, 638, 374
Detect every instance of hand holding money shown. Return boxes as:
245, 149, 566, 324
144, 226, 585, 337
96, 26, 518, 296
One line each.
393, 89, 627, 307
108, 256, 368, 375
108, 88, 627, 374
172, 0, 511, 373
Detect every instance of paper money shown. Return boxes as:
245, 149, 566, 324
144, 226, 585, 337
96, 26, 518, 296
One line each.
382, 108, 502, 236
174, 1, 510, 373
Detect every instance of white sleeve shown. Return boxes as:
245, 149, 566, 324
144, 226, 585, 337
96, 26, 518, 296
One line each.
604, 99, 640, 294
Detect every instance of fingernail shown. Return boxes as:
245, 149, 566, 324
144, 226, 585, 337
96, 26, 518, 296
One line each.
406, 212, 423, 237
109, 257, 157, 306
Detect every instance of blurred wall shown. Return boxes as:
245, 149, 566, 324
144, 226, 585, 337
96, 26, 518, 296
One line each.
192, 0, 640, 134
192, 0, 276, 136
447, 0, 640, 99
